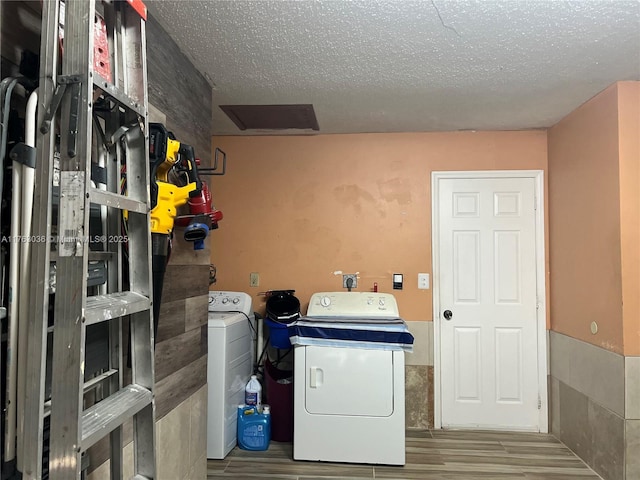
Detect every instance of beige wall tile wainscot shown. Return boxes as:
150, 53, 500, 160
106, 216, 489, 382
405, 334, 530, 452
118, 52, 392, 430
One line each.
626, 420, 640, 480
87, 387, 207, 479
625, 356, 640, 419
405, 365, 430, 430
404, 320, 433, 367
189, 385, 208, 469
550, 332, 625, 417
550, 331, 634, 480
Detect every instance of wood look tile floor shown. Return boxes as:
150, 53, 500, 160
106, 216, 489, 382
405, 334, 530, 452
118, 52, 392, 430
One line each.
207, 430, 602, 479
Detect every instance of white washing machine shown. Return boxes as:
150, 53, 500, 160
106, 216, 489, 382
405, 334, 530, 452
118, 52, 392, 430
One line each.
207, 291, 256, 459
290, 292, 414, 465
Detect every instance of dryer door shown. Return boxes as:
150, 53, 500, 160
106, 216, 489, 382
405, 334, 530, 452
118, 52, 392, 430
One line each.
304, 346, 394, 417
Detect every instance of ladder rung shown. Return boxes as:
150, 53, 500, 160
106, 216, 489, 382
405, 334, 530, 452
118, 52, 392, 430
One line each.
93, 72, 145, 116
81, 384, 152, 451
90, 188, 147, 214
50, 251, 114, 262
43, 369, 119, 419
83, 369, 119, 392
88, 251, 115, 261
85, 291, 150, 325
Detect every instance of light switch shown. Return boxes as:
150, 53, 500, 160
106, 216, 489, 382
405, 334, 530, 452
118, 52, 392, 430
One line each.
418, 273, 429, 290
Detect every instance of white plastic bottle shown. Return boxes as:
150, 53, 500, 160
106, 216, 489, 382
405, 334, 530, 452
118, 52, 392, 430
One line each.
245, 375, 262, 408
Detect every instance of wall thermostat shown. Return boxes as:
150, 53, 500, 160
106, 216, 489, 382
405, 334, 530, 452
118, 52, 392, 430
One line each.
393, 273, 403, 290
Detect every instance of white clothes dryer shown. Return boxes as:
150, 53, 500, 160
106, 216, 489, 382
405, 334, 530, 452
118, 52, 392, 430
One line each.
290, 292, 413, 465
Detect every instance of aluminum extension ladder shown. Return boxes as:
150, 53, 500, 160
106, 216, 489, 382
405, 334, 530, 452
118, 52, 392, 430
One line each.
21, 0, 156, 478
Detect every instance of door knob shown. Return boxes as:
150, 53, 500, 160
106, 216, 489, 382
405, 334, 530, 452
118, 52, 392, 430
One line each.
443, 310, 453, 320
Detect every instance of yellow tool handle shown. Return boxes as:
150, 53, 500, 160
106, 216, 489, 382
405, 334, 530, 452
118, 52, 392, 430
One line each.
149, 180, 197, 234
155, 138, 180, 182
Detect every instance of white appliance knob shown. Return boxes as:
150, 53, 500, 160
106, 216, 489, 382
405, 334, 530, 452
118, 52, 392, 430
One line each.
379, 298, 385, 306
222, 298, 229, 304
367, 298, 373, 305
320, 296, 331, 307
233, 297, 240, 304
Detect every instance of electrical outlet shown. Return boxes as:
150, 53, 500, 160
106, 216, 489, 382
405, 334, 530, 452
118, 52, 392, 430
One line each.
342, 274, 357, 289
250, 272, 260, 287
418, 273, 430, 290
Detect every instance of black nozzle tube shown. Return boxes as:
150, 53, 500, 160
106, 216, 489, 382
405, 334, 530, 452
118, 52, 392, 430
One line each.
183, 223, 209, 242
151, 233, 171, 341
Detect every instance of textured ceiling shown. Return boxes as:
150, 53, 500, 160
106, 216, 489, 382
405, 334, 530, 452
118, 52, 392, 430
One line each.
145, 0, 640, 135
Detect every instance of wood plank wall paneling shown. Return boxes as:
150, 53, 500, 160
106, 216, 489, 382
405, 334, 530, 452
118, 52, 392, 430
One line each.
146, 14, 213, 166
145, 10, 212, 435
185, 294, 210, 331
161, 264, 211, 303
155, 328, 205, 382
155, 355, 208, 420
156, 299, 186, 343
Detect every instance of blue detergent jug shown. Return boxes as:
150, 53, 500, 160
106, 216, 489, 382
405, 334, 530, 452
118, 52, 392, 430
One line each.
237, 405, 271, 451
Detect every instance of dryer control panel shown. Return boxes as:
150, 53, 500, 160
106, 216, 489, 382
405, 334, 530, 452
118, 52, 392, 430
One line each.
307, 292, 399, 317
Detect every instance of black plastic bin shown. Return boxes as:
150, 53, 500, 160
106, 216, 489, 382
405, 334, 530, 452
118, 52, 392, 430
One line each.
264, 290, 300, 349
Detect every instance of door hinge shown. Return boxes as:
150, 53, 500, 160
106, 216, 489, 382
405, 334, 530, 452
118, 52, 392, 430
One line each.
538, 396, 542, 410
534, 196, 538, 210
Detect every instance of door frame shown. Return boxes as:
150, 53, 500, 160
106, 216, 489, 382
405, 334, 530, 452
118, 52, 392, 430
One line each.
431, 170, 548, 432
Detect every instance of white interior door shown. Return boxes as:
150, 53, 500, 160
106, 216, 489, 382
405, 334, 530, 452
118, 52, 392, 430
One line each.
433, 172, 545, 431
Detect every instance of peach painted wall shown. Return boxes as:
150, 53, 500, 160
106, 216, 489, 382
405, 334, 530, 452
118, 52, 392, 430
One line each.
618, 82, 640, 356
209, 131, 547, 320
548, 84, 624, 353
